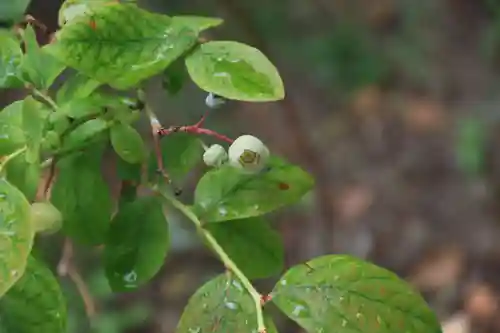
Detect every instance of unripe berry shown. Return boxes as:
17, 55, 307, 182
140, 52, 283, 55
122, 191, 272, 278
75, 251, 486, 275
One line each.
30, 201, 63, 234
228, 135, 270, 174
203, 144, 228, 167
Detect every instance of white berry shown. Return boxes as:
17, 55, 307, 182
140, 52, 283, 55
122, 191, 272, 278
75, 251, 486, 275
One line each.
228, 135, 270, 174
205, 93, 226, 109
203, 144, 228, 167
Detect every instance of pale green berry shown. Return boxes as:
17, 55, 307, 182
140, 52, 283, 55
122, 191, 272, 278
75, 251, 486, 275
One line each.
203, 144, 228, 167
30, 201, 63, 235
228, 135, 270, 174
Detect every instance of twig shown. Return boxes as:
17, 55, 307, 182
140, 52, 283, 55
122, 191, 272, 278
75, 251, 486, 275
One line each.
57, 238, 73, 277
42, 159, 56, 198
144, 104, 171, 182
155, 186, 266, 333
157, 111, 234, 144
0, 147, 27, 173
31, 88, 59, 111
58, 238, 97, 319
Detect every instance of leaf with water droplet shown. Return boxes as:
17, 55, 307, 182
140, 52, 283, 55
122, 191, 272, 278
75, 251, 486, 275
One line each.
194, 156, 314, 222
148, 133, 202, 184
0, 178, 33, 298
110, 123, 146, 164
171, 16, 223, 34
104, 196, 169, 292
206, 217, 284, 279
0, 30, 24, 88
21, 25, 65, 89
185, 41, 285, 101
46, 3, 199, 90
0, 255, 67, 332
0, 101, 26, 156
272, 255, 442, 333
51, 146, 113, 244
177, 274, 279, 333
58, 0, 115, 26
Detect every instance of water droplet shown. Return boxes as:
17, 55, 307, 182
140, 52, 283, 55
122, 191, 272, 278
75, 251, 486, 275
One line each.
10, 270, 17, 277
292, 304, 306, 317
342, 320, 347, 327
225, 301, 238, 310
280, 279, 287, 286
232, 280, 243, 290
118, 270, 138, 288
356, 313, 362, 319
216, 57, 223, 61
188, 327, 201, 333
218, 207, 227, 216
214, 72, 230, 78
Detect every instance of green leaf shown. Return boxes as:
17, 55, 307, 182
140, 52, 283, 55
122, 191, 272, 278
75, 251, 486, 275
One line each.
21, 96, 47, 163
5, 152, 41, 201
104, 196, 169, 291
0, 101, 26, 156
205, 217, 284, 279
0, 178, 33, 298
55, 71, 102, 104
272, 255, 442, 333
47, 3, 199, 90
61, 118, 109, 151
110, 123, 146, 164
116, 156, 141, 183
58, 93, 121, 119
0, 0, 31, 24
148, 133, 202, 183
58, 0, 115, 26
177, 274, 278, 333
0, 30, 24, 88
161, 58, 187, 96
0, 256, 67, 333
185, 41, 285, 101
194, 156, 314, 222
51, 147, 113, 244
172, 16, 223, 34
21, 25, 65, 89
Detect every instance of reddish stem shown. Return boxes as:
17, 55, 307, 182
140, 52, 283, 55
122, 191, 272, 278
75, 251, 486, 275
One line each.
158, 125, 234, 144
184, 126, 234, 143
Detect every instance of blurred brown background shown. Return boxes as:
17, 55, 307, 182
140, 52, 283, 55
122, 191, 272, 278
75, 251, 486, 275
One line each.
4, 0, 500, 332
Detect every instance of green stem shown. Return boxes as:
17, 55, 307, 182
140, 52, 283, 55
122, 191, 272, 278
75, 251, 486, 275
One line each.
31, 88, 59, 111
0, 146, 27, 173
155, 186, 266, 333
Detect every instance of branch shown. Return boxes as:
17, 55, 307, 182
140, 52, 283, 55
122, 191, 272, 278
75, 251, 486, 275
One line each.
57, 239, 97, 320
155, 186, 266, 333
158, 124, 234, 144
0, 147, 27, 173
144, 104, 171, 182
31, 88, 59, 111
157, 110, 234, 144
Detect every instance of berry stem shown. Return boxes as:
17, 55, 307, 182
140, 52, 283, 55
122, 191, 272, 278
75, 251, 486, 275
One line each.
155, 186, 266, 333
158, 125, 234, 144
